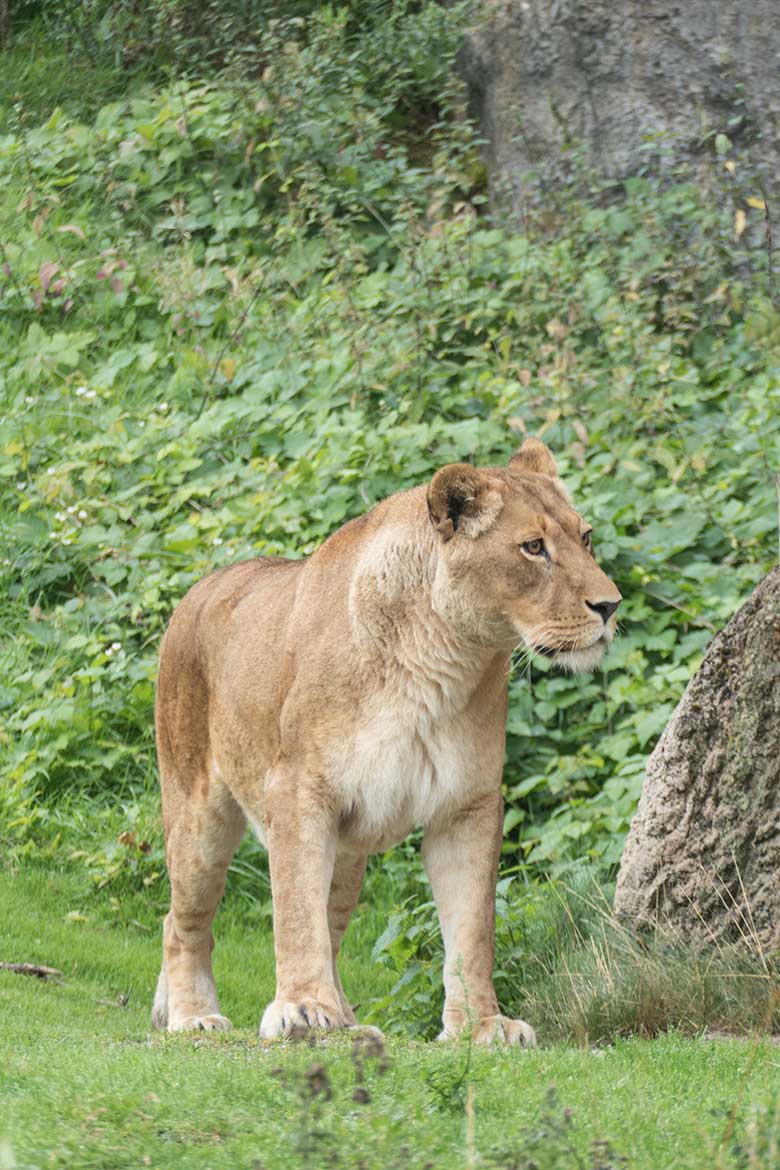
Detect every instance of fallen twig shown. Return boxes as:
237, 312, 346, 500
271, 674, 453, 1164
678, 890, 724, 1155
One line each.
0, 962, 63, 980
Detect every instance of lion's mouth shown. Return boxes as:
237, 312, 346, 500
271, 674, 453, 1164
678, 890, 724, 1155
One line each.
532, 639, 582, 659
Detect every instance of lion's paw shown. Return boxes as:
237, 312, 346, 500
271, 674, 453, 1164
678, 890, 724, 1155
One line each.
168, 1013, 233, 1033
439, 1014, 536, 1048
259, 997, 344, 1038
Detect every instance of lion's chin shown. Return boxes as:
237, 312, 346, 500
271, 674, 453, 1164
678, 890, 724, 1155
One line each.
552, 641, 607, 674
529, 636, 609, 674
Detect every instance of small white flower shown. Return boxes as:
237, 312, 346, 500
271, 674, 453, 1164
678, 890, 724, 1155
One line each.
49, 531, 57, 539
111, 641, 122, 652
67, 505, 76, 514
138, 421, 145, 428
55, 512, 65, 522
158, 401, 168, 412
85, 389, 97, 400
78, 509, 87, 519
75, 386, 87, 397
47, 468, 56, 475
213, 537, 223, 546
16, 482, 25, 490
105, 647, 113, 657
25, 395, 36, 405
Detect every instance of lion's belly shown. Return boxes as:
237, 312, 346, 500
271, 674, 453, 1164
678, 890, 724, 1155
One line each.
330, 708, 474, 851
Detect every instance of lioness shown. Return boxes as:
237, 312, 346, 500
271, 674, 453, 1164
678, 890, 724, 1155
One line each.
152, 437, 621, 1044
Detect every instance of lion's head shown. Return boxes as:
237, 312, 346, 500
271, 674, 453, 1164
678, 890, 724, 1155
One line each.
426, 437, 621, 672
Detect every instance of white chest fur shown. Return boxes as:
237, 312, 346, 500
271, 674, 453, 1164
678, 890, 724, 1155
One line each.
329, 674, 487, 849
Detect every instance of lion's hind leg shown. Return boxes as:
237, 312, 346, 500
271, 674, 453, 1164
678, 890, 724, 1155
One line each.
154, 776, 246, 1033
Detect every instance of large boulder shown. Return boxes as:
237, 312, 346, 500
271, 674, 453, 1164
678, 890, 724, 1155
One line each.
614, 566, 780, 947
460, 1, 780, 208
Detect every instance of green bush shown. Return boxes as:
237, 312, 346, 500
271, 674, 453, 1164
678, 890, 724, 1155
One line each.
0, 2, 778, 908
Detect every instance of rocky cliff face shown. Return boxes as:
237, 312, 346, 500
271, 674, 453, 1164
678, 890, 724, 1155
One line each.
614, 567, 780, 947
460, 1, 780, 210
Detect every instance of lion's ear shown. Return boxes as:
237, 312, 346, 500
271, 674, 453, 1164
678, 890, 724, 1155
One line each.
509, 436, 558, 478
427, 464, 504, 542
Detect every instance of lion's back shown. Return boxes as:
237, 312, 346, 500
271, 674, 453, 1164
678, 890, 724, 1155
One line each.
155, 557, 303, 792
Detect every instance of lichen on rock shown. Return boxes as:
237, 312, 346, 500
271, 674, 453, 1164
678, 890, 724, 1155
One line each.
614, 566, 780, 948
460, 0, 780, 212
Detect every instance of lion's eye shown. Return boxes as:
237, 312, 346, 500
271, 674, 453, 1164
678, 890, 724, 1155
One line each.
522, 538, 545, 558
582, 530, 593, 552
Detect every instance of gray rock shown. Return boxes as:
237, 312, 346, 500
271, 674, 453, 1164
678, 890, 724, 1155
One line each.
614, 566, 780, 948
460, 1, 780, 211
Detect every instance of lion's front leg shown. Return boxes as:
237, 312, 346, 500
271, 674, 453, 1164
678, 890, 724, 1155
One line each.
259, 784, 346, 1038
422, 791, 536, 1048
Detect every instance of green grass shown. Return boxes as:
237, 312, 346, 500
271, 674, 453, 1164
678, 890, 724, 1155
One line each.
3, 867, 780, 1170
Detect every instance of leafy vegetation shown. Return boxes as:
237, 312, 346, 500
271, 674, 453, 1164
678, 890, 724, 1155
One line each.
1, 0, 779, 1045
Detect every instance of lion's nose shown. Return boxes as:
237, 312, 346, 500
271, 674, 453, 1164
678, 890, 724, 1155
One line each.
586, 599, 620, 624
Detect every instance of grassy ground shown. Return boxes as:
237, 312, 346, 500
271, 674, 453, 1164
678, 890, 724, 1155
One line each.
3, 867, 780, 1170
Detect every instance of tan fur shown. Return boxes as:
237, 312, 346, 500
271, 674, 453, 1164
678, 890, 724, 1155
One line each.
152, 438, 621, 1044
